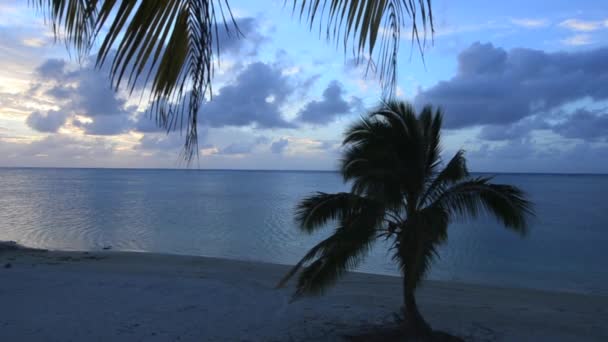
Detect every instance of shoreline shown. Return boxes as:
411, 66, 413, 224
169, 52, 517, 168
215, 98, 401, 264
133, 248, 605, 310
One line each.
1, 247, 607, 341
4, 242, 601, 297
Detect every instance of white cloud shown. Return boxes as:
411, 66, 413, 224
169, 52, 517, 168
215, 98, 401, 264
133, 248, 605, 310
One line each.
21, 38, 47, 47
561, 34, 593, 46
559, 19, 606, 32
511, 18, 549, 28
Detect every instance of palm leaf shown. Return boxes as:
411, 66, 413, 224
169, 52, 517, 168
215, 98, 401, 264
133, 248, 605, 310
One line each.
431, 177, 534, 234
30, 0, 97, 58
292, 0, 434, 98
34, 1, 433, 159
295, 192, 375, 233
285, 209, 383, 298
419, 149, 468, 207
32, 0, 239, 160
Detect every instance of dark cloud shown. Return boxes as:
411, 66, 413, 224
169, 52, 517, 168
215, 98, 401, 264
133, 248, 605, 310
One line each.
552, 109, 608, 141
220, 142, 256, 155
27, 56, 136, 135
270, 138, 289, 154
415, 43, 608, 129
133, 112, 164, 133
468, 138, 608, 174
217, 17, 266, 56
35, 59, 66, 80
297, 81, 359, 124
72, 115, 133, 135
200, 62, 295, 128
215, 134, 273, 155
25, 110, 69, 133
479, 116, 549, 141
25, 17, 268, 136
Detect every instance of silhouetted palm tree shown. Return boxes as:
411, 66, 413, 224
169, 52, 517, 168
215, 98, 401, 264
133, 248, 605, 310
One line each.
278, 101, 533, 337
30, 1, 434, 157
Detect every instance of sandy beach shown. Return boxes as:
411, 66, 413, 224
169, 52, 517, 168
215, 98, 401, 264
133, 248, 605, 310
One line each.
0, 246, 606, 341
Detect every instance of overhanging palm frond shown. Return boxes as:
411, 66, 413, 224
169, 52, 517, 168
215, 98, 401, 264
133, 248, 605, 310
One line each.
98, 0, 240, 160
32, 0, 239, 160
292, 0, 434, 98
34, 1, 433, 159
30, 0, 97, 58
432, 177, 534, 234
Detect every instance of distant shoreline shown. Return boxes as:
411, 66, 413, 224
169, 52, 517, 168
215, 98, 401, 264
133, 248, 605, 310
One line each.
1, 166, 607, 176
1, 247, 607, 341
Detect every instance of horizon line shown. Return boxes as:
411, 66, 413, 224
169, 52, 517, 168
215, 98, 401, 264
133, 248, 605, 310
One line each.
0, 166, 607, 176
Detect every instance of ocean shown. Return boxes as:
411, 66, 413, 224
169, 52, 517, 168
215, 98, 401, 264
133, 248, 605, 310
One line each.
0, 167, 606, 295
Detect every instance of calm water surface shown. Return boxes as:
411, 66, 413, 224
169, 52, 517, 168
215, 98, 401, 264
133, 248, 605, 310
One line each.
1, 168, 607, 295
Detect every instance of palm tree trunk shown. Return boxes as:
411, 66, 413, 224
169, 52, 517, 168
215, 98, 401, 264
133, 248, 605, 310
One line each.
402, 278, 432, 337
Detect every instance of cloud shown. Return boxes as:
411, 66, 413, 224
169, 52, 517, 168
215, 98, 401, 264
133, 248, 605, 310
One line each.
551, 109, 608, 141
559, 19, 606, 32
510, 18, 549, 28
25, 56, 138, 135
72, 115, 133, 135
561, 34, 593, 46
479, 116, 549, 141
136, 134, 184, 151
23, 16, 270, 136
26, 110, 69, 133
270, 138, 289, 154
297, 81, 361, 124
0, 134, 116, 167
217, 17, 267, 56
35, 59, 67, 80
199, 62, 295, 128
468, 137, 608, 174
133, 111, 164, 133
216, 136, 270, 156
220, 142, 256, 155
415, 43, 608, 130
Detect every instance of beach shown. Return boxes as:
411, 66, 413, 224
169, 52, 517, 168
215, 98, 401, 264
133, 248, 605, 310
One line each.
1, 246, 606, 341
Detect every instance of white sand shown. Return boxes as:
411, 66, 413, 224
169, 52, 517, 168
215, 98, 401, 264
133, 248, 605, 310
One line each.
0, 248, 606, 341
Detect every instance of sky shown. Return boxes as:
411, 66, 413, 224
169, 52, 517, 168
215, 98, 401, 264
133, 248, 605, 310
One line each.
1, 0, 608, 173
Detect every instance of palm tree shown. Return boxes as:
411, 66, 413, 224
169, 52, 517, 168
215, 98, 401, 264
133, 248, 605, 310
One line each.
278, 101, 533, 337
30, 1, 434, 158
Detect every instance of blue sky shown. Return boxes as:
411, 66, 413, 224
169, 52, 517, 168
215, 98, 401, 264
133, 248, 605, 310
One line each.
1, 0, 607, 172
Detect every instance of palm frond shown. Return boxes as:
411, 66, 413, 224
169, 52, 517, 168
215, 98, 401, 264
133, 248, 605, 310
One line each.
32, 0, 239, 160
340, 139, 404, 206
283, 99, 534, 302
419, 149, 468, 207
30, 0, 97, 58
342, 114, 394, 153
287, 209, 383, 298
431, 177, 534, 234
418, 105, 442, 176
292, 0, 434, 98
295, 192, 375, 233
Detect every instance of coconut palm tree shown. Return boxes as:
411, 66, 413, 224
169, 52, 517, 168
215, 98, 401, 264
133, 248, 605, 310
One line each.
30, 1, 434, 158
278, 101, 533, 337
